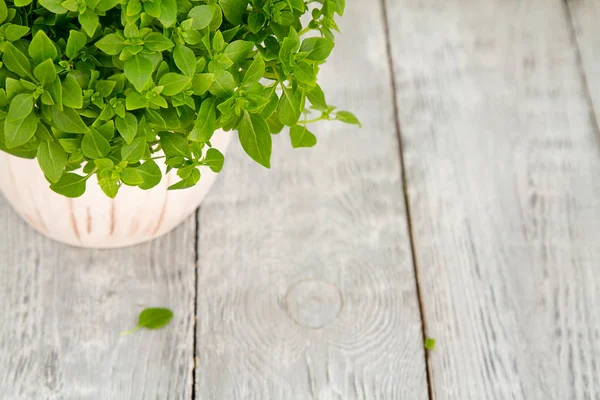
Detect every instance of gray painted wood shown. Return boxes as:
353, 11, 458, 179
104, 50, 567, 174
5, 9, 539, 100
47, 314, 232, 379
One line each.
0, 199, 196, 399
193, 0, 428, 399
385, 0, 600, 399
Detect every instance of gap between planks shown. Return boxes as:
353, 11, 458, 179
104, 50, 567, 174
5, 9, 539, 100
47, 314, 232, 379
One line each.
379, 0, 434, 399
562, 0, 600, 146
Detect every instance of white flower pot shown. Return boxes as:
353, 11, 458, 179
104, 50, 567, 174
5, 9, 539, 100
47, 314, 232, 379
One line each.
0, 130, 232, 249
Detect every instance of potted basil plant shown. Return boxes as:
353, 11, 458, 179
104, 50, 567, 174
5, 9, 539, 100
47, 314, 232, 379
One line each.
0, 0, 359, 248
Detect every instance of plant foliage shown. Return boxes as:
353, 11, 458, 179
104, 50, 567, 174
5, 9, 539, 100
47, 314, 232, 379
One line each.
0, 0, 358, 198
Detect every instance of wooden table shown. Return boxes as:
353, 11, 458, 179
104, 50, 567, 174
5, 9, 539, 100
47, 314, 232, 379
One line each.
2, 0, 600, 398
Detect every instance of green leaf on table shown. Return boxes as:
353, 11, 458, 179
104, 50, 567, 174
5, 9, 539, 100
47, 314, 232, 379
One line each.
203, 147, 224, 172
124, 56, 153, 92
33, 59, 57, 85
29, 30, 58, 64
49, 173, 87, 198
290, 125, 317, 148
3, 43, 31, 78
278, 85, 301, 126
52, 107, 89, 133
143, 32, 174, 52
135, 159, 162, 189
237, 111, 271, 168
173, 44, 196, 77
82, 128, 110, 159
95, 33, 126, 55
116, 112, 138, 143
66, 30, 87, 59
37, 139, 67, 182
189, 98, 215, 142
424, 337, 436, 350
158, 73, 191, 96
121, 307, 173, 336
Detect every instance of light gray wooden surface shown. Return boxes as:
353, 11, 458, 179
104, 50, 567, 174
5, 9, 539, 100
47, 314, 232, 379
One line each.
193, 0, 428, 398
384, 0, 600, 399
2, 0, 600, 399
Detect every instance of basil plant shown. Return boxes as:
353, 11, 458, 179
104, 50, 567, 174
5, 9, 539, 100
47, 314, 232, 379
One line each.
0, 0, 358, 198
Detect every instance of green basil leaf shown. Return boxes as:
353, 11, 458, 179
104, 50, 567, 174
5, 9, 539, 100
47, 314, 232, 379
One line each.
121, 136, 147, 162
168, 168, 199, 190
191, 73, 214, 96
188, 5, 214, 30
62, 75, 84, 109
115, 112, 138, 143
203, 147, 224, 172
189, 98, 215, 142
299, 37, 335, 61
138, 307, 173, 329
307, 84, 328, 111
158, 73, 191, 96
124, 55, 153, 92
37, 139, 67, 182
49, 173, 87, 198
99, 177, 119, 198
158, 0, 177, 27
82, 128, 110, 158
7, 93, 33, 121
160, 132, 191, 159
52, 107, 89, 133
2, 43, 31, 78
293, 61, 316, 86
173, 44, 196, 77
95, 33, 126, 55
29, 30, 58, 64
136, 159, 162, 189
335, 111, 361, 127
66, 30, 87, 59
0, 0, 8, 24
78, 9, 99, 37
242, 54, 264, 85
218, 0, 247, 25
33, 59, 57, 85
39, 0, 68, 13
4, 24, 30, 41
278, 85, 301, 126
290, 125, 317, 148
47, 78, 63, 111
237, 111, 271, 168
126, 91, 149, 110
143, 32, 174, 51
121, 167, 144, 185
209, 71, 235, 97
223, 40, 253, 65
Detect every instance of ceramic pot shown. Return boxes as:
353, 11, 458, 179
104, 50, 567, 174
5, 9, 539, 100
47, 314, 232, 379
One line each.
0, 130, 232, 248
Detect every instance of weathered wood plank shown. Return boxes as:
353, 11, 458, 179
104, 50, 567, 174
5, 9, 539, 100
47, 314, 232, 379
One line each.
567, 0, 600, 136
0, 199, 196, 399
194, 0, 428, 399
385, 0, 600, 399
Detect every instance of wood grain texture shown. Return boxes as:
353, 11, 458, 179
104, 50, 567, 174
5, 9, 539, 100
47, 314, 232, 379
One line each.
385, 0, 600, 399
566, 0, 600, 137
0, 198, 196, 399
193, 0, 428, 399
